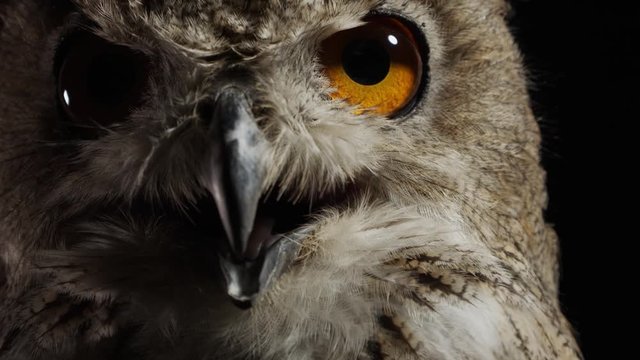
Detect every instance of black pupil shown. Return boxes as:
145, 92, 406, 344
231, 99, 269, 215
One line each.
87, 52, 138, 105
342, 39, 390, 86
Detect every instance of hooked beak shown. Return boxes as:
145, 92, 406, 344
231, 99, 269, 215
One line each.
200, 87, 295, 308
205, 87, 266, 261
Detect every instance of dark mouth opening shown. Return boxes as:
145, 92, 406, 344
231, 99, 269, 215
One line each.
184, 187, 335, 307
188, 189, 320, 261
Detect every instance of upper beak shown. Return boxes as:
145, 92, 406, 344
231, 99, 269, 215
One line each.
200, 87, 273, 306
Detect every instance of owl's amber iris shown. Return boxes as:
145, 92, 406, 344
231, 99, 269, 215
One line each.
320, 17, 422, 117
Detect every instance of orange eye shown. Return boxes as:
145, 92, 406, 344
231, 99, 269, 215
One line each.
320, 16, 425, 117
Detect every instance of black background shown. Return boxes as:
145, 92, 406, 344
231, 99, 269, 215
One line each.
509, 1, 637, 358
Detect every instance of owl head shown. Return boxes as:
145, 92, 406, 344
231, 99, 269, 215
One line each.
0, 0, 578, 359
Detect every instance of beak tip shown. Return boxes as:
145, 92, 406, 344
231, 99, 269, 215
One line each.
218, 255, 261, 309
226, 284, 257, 310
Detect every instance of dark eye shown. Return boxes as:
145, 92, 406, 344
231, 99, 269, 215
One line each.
320, 15, 428, 117
56, 31, 149, 127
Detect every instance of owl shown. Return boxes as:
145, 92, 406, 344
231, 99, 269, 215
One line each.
0, 0, 581, 359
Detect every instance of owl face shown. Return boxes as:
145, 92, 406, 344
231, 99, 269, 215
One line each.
4, 0, 441, 299
1, 0, 577, 359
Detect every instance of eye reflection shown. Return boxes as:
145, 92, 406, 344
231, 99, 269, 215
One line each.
63, 90, 71, 106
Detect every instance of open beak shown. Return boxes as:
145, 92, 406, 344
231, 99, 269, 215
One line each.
200, 87, 280, 308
